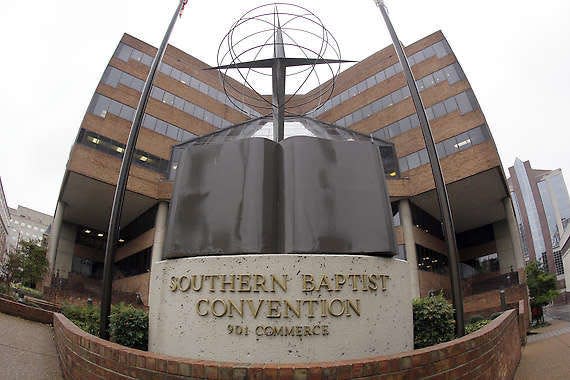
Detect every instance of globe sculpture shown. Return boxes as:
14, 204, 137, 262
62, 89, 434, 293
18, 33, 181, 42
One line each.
212, 3, 350, 140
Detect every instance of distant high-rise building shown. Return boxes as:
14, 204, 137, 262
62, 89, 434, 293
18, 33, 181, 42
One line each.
508, 158, 570, 275
0, 178, 9, 258
7, 206, 52, 250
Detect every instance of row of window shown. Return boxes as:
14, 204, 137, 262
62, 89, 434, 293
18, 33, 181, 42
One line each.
158, 62, 260, 117
101, 65, 232, 130
335, 63, 465, 129
372, 90, 479, 141
87, 93, 196, 142
77, 129, 170, 173
149, 85, 232, 129
312, 40, 451, 117
398, 124, 490, 172
114, 42, 260, 117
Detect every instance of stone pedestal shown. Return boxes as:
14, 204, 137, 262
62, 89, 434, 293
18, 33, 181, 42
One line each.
149, 254, 412, 363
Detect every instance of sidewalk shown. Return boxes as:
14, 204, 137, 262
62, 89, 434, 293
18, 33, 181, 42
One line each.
0, 312, 63, 379
515, 315, 570, 379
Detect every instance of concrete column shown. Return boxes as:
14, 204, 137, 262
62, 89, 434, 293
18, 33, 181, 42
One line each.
504, 197, 525, 270
54, 223, 77, 279
47, 201, 65, 272
400, 199, 420, 299
151, 201, 169, 263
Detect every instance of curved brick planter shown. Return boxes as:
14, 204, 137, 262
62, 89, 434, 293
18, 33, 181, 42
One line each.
53, 309, 521, 379
0, 296, 54, 324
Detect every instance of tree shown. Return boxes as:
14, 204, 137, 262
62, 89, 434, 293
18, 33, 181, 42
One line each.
526, 260, 559, 308
0, 249, 24, 293
17, 240, 49, 288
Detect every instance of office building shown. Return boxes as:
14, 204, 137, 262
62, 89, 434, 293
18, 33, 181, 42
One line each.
0, 178, 9, 258
508, 159, 570, 276
7, 206, 52, 250
47, 31, 524, 303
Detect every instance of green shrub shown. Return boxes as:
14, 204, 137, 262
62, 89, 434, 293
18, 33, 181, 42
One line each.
468, 315, 485, 324
110, 303, 148, 350
489, 312, 502, 320
62, 302, 149, 350
465, 319, 490, 334
62, 304, 100, 336
13, 284, 44, 299
413, 293, 455, 349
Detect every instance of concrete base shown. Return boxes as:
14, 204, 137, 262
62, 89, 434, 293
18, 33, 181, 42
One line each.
149, 254, 412, 363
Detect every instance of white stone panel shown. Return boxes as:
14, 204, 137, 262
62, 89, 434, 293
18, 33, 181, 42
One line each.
149, 254, 412, 363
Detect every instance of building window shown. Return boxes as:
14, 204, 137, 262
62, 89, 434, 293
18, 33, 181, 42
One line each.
416, 244, 448, 274
554, 250, 564, 275
76, 129, 169, 174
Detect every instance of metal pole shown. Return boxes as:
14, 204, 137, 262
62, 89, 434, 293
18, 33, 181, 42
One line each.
99, 0, 187, 340
372, 0, 465, 336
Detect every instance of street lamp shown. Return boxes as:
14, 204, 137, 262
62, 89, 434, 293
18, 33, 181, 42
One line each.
99, 0, 188, 340
371, 0, 465, 336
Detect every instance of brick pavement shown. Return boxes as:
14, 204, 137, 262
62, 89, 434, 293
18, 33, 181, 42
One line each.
0, 312, 62, 380
515, 306, 570, 379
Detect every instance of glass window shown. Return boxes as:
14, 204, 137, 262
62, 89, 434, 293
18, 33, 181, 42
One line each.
410, 113, 420, 128
155, 120, 167, 134
130, 50, 143, 62
171, 68, 182, 81
399, 116, 412, 133
385, 66, 396, 78
401, 86, 411, 98
432, 102, 446, 119
348, 87, 358, 98
356, 81, 367, 93
407, 55, 416, 66
366, 76, 377, 88
399, 157, 409, 172
418, 149, 429, 165
391, 90, 402, 104
375, 70, 386, 82
174, 97, 185, 110
163, 92, 175, 105
166, 125, 179, 139
143, 114, 156, 130
107, 68, 121, 87
422, 76, 435, 89
414, 50, 425, 63
443, 98, 458, 114
362, 103, 374, 119
445, 66, 460, 84
131, 78, 144, 92
456, 92, 473, 114
108, 100, 122, 116
454, 132, 472, 150
180, 72, 190, 85
425, 107, 435, 120
468, 127, 486, 145
394, 62, 403, 72
160, 63, 172, 76
151, 87, 164, 100
433, 41, 447, 57
387, 124, 401, 138
119, 73, 132, 87
443, 137, 458, 156
91, 95, 109, 117
434, 69, 446, 84
382, 95, 393, 109
183, 102, 195, 115
193, 106, 205, 120
423, 45, 435, 58
141, 54, 153, 66
407, 152, 420, 169
120, 106, 135, 121
116, 44, 132, 61
373, 129, 387, 140
436, 142, 447, 158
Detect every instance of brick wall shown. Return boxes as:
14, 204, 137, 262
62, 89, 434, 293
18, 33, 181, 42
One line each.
0, 296, 54, 324
53, 309, 521, 379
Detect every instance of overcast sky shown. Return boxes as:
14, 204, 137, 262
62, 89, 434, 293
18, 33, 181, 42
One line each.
0, 0, 569, 216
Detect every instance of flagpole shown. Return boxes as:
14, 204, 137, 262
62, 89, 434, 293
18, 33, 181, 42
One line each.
99, 0, 188, 340
371, 0, 465, 336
